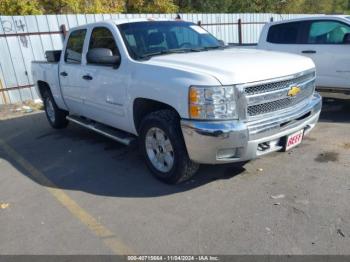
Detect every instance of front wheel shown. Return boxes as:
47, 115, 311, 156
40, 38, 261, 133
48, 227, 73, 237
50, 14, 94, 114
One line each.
139, 110, 199, 184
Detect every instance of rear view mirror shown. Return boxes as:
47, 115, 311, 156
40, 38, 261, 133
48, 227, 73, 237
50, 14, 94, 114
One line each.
87, 48, 120, 67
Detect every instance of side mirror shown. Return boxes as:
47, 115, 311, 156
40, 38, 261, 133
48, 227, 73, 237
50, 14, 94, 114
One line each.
87, 48, 120, 66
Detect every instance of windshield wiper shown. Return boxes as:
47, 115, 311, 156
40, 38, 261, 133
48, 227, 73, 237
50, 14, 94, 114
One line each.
191, 46, 227, 52
139, 49, 191, 59
206, 45, 227, 50
138, 46, 226, 60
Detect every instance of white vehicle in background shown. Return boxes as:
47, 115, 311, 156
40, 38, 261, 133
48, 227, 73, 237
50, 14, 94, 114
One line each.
31, 19, 322, 184
256, 15, 350, 93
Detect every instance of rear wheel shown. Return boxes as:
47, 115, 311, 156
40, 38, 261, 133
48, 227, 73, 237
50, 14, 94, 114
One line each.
139, 109, 199, 184
43, 90, 69, 129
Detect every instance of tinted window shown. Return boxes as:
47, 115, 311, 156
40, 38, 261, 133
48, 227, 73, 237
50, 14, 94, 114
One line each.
307, 21, 350, 44
118, 21, 221, 60
65, 29, 86, 63
267, 22, 303, 44
89, 27, 120, 55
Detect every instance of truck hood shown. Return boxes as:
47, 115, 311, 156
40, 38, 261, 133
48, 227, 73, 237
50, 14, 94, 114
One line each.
145, 48, 315, 85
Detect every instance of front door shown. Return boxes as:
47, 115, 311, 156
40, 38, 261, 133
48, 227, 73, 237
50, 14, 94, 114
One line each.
299, 20, 350, 89
81, 26, 129, 130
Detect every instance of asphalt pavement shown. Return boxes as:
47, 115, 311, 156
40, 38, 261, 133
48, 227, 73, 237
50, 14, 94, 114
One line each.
0, 95, 349, 255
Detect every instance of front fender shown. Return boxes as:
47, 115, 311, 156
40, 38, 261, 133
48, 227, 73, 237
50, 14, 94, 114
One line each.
128, 62, 221, 119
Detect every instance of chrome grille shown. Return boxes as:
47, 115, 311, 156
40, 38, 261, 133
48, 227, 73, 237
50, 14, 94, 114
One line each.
243, 71, 316, 118
247, 82, 314, 116
244, 72, 315, 95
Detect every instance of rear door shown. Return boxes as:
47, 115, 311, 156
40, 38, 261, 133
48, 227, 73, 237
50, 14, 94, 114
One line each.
82, 26, 129, 130
59, 29, 88, 114
262, 21, 307, 55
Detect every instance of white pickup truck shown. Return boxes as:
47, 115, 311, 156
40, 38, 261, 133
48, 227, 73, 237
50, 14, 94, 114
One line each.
32, 19, 322, 184
245, 15, 350, 93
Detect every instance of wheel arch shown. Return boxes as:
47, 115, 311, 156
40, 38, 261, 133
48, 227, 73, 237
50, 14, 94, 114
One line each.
37, 80, 51, 98
133, 98, 180, 133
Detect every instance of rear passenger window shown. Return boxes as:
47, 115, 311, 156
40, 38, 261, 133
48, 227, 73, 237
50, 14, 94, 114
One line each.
89, 27, 120, 56
267, 22, 303, 44
307, 21, 350, 44
65, 29, 86, 64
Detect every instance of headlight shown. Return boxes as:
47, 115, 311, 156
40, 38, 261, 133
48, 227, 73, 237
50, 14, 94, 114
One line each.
189, 85, 237, 120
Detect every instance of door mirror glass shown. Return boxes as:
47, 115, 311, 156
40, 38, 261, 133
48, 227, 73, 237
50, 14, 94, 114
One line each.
86, 48, 120, 66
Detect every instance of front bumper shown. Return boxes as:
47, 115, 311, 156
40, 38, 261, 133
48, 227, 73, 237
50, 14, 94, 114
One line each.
181, 93, 322, 164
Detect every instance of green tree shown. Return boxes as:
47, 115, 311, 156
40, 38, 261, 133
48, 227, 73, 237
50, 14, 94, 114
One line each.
328, 0, 349, 13
40, 0, 81, 14
281, 0, 307, 13
126, 0, 178, 13
227, 0, 283, 12
174, 0, 193, 12
145, 0, 178, 12
126, 0, 144, 12
176, 0, 232, 13
0, 0, 42, 15
81, 0, 125, 13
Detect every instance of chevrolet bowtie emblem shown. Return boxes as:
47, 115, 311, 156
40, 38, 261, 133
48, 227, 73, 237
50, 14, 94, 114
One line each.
288, 86, 301, 97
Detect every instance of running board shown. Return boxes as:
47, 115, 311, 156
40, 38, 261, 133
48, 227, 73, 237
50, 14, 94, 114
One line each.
66, 115, 136, 146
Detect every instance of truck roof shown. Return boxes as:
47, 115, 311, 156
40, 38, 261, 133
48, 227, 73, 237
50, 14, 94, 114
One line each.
114, 18, 178, 25
69, 18, 183, 31
269, 15, 350, 25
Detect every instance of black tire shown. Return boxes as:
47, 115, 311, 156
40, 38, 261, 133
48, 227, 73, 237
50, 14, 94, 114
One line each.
139, 109, 199, 184
42, 89, 69, 129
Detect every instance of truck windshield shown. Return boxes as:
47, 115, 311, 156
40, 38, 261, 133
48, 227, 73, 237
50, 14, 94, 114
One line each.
118, 21, 223, 60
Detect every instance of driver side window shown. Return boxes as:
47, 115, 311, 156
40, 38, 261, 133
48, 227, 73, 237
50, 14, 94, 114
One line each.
88, 27, 120, 56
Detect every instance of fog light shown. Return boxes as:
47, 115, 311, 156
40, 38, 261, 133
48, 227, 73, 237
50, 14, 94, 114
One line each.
217, 148, 237, 159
